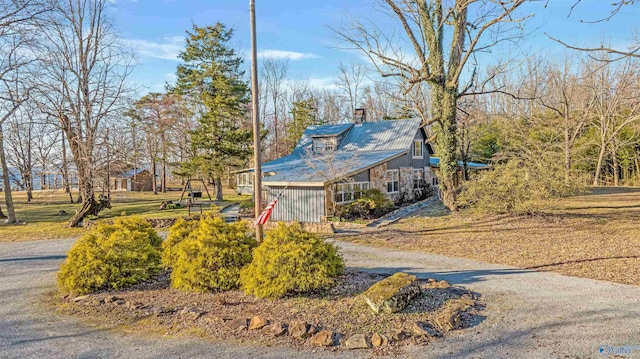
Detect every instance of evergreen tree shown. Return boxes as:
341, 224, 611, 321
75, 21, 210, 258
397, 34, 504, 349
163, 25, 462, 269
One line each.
287, 98, 318, 152
173, 23, 251, 200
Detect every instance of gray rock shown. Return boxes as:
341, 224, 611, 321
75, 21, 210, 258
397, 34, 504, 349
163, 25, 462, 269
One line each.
344, 334, 371, 349
362, 272, 421, 314
72, 295, 90, 303
178, 308, 204, 321
411, 321, 438, 337
371, 333, 389, 347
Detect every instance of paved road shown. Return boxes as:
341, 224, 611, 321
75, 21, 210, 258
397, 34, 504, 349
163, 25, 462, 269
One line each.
1, 238, 639, 358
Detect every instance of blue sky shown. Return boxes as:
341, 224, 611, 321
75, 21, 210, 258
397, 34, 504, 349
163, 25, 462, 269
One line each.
110, 0, 640, 95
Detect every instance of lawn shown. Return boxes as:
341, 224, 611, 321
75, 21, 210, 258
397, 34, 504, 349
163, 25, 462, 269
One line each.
0, 189, 250, 242
340, 187, 640, 286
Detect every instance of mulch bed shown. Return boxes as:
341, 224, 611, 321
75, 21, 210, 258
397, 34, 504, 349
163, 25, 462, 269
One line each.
57, 270, 483, 355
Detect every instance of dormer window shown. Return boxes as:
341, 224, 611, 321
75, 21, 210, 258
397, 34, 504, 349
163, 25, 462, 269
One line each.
313, 137, 336, 153
413, 140, 423, 159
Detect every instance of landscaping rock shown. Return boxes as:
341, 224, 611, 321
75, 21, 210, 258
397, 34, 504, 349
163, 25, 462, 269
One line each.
104, 295, 122, 304
411, 321, 438, 337
225, 318, 248, 331
344, 334, 371, 349
389, 329, 410, 342
288, 320, 311, 338
72, 295, 90, 303
371, 333, 389, 347
266, 322, 287, 337
249, 316, 267, 330
311, 330, 334, 347
362, 272, 421, 314
431, 280, 451, 289
308, 324, 318, 336
125, 301, 145, 310
434, 297, 474, 332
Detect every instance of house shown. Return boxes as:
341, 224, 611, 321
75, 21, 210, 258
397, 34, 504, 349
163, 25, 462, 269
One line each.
113, 168, 154, 191
236, 115, 437, 223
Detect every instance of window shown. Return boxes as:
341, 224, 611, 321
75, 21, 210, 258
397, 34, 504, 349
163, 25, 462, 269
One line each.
413, 169, 424, 189
334, 181, 369, 204
386, 170, 399, 193
313, 138, 337, 153
432, 176, 439, 186
413, 140, 423, 158
238, 173, 248, 186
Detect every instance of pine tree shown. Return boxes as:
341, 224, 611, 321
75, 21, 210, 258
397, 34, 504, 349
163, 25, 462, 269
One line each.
173, 23, 251, 200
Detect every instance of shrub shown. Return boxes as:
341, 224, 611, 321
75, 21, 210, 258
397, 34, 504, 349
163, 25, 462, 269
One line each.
240, 222, 345, 299
458, 156, 585, 215
57, 216, 162, 295
337, 188, 394, 220
161, 218, 197, 268
170, 215, 256, 292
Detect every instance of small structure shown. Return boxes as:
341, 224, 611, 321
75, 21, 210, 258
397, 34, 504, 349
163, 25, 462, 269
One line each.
179, 178, 213, 202
113, 168, 153, 191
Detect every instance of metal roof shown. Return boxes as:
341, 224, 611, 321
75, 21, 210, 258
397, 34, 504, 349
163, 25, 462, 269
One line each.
261, 150, 406, 184
340, 118, 422, 152
429, 157, 489, 169
306, 123, 353, 137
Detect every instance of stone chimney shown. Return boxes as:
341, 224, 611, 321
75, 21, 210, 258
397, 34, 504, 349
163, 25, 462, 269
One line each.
354, 108, 366, 124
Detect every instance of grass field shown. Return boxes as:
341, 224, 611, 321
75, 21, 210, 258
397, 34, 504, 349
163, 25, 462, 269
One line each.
0, 189, 250, 242
342, 187, 640, 286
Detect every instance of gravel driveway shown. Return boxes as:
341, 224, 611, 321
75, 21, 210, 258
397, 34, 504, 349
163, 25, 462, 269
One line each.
2, 238, 639, 358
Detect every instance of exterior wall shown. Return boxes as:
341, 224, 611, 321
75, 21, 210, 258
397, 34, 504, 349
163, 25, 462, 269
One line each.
387, 153, 412, 169
131, 171, 153, 191
411, 131, 430, 168
399, 167, 415, 201
369, 163, 387, 193
352, 170, 369, 182
267, 186, 326, 223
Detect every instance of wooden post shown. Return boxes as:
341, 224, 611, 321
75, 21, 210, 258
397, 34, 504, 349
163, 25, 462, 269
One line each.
250, 0, 263, 243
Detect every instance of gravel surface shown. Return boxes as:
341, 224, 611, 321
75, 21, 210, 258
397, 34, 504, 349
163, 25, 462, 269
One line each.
2, 237, 640, 358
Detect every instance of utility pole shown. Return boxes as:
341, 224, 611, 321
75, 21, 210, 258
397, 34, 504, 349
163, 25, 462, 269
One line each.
250, 0, 263, 243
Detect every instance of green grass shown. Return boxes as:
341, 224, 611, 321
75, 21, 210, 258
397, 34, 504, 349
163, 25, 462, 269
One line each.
0, 189, 251, 242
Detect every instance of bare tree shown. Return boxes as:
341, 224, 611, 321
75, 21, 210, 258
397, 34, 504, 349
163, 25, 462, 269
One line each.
336, 62, 366, 120
335, 0, 532, 208
38, 0, 134, 227
261, 58, 289, 159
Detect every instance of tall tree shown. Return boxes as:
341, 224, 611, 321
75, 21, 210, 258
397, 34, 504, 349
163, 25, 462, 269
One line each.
336, 0, 531, 209
173, 24, 251, 201
261, 57, 289, 159
38, 0, 134, 227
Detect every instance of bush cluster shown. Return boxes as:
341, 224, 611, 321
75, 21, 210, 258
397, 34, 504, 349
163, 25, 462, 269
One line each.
161, 218, 197, 269
337, 188, 394, 220
240, 222, 345, 299
458, 156, 585, 214
168, 214, 256, 292
57, 216, 162, 295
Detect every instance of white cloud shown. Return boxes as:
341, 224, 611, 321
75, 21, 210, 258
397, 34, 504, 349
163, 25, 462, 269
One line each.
122, 36, 184, 61
257, 49, 318, 61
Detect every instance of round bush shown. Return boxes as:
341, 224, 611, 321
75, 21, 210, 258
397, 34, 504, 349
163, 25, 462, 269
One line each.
240, 222, 345, 299
161, 218, 197, 269
170, 215, 256, 292
57, 216, 162, 295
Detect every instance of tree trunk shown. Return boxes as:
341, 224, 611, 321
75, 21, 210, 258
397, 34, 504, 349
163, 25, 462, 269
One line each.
612, 150, 619, 187
593, 140, 607, 186
0, 126, 17, 223
162, 160, 167, 193
215, 176, 223, 201
61, 129, 73, 203
564, 125, 571, 184
0, 204, 6, 219
152, 159, 158, 195
433, 86, 459, 210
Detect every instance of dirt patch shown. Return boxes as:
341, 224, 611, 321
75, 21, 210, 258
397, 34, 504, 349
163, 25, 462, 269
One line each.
56, 270, 483, 355
338, 188, 640, 286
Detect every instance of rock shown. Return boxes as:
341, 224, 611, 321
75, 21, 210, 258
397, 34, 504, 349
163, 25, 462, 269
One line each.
249, 316, 267, 330
362, 272, 421, 314
225, 318, 248, 331
159, 201, 173, 210
371, 333, 389, 347
266, 322, 287, 337
125, 301, 145, 310
344, 334, 371, 349
104, 295, 122, 304
288, 320, 310, 339
311, 330, 334, 347
307, 324, 318, 336
411, 321, 438, 337
72, 295, 90, 303
431, 280, 451, 289
434, 297, 475, 332
179, 308, 204, 321
389, 329, 410, 342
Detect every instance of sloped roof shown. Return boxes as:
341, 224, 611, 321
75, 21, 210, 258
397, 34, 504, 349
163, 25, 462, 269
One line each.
261, 150, 406, 185
306, 123, 353, 137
